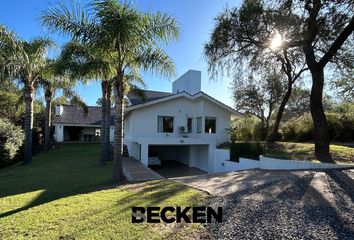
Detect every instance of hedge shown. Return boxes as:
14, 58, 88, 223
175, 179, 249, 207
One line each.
230, 142, 264, 162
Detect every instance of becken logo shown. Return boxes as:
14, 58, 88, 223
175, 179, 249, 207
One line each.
132, 206, 223, 223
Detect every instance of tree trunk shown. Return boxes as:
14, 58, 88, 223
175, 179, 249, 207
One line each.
105, 82, 112, 161
100, 81, 108, 165
44, 88, 53, 151
268, 81, 293, 143
310, 69, 332, 162
23, 81, 34, 164
112, 77, 125, 181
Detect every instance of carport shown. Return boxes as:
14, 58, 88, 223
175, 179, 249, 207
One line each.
126, 137, 216, 176
148, 145, 207, 177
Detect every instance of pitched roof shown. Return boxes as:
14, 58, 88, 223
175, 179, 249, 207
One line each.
125, 91, 242, 117
52, 105, 115, 126
126, 90, 172, 105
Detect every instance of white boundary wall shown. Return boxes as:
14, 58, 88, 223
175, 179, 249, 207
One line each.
213, 149, 354, 173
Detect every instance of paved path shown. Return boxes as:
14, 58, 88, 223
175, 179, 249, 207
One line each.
123, 157, 163, 181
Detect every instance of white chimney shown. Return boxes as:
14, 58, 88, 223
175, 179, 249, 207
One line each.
172, 70, 201, 95
55, 105, 63, 116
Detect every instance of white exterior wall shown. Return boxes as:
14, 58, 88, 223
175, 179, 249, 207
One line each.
127, 97, 196, 138
203, 100, 231, 144
130, 142, 141, 160
125, 97, 231, 145
54, 124, 64, 142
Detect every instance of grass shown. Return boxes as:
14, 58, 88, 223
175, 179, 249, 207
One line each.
0, 144, 207, 240
265, 142, 354, 163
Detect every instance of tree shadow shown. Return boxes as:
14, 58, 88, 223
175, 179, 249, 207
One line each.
206, 171, 354, 239
0, 144, 114, 218
325, 170, 354, 202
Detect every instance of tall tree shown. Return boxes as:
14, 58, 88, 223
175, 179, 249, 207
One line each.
58, 41, 116, 165
41, 0, 179, 180
0, 24, 54, 164
233, 69, 285, 140
204, 0, 308, 142
38, 59, 80, 151
283, 0, 354, 161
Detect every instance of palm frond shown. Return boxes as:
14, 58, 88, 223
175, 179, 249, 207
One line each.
143, 11, 180, 45
134, 46, 175, 79
40, 0, 97, 42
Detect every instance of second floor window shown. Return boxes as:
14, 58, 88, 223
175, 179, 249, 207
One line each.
158, 116, 174, 133
196, 117, 202, 133
205, 117, 216, 133
187, 118, 193, 133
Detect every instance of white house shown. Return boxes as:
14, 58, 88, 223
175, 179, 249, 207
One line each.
124, 70, 241, 173
53, 70, 241, 173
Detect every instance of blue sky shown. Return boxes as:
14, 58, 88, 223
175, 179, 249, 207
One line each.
0, 0, 241, 107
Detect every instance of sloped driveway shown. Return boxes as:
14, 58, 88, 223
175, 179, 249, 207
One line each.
171, 169, 310, 196
172, 169, 354, 239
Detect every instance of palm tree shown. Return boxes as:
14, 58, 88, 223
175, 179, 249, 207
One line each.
0, 24, 54, 164
58, 41, 116, 165
38, 59, 81, 151
41, 0, 180, 181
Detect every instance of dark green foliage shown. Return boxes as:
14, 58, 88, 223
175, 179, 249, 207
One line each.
281, 113, 313, 142
231, 115, 266, 141
280, 111, 354, 142
230, 142, 264, 162
0, 118, 24, 168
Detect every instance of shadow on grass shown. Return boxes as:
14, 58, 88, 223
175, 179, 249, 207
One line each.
115, 180, 198, 213
0, 144, 113, 218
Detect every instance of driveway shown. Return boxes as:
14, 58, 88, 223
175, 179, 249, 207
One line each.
171, 169, 311, 196
172, 169, 354, 239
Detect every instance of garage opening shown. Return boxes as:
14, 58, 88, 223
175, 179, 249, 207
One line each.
148, 145, 207, 178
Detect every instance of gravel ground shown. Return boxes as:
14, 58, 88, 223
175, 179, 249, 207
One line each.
204, 171, 354, 240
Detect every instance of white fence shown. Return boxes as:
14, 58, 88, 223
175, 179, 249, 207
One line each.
213, 149, 354, 173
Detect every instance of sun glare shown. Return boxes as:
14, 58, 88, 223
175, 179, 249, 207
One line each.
270, 31, 283, 50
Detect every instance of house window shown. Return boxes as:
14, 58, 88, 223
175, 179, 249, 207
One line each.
205, 117, 216, 133
187, 118, 193, 133
158, 116, 174, 133
196, 117, 202, 133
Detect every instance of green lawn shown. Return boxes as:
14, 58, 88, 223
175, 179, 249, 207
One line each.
0, 144, 207, 240
265, 142, 354, 163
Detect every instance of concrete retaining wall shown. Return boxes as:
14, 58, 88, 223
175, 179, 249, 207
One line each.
212, 149, 354, 173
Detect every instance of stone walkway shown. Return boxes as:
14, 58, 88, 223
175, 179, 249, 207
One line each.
122, 157, 163, 181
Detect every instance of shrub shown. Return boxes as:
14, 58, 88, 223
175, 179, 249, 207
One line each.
0, 118, 24, 168
280, 111, 354, 142
232, 115, 263, 141
327, 112, 354, 142
280, 113, 313, 142
230, 142, 264, 162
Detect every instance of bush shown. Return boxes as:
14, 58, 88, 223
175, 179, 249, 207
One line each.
230, 142, 264, 162
281, 113, 314, 142
327, 112, 354, 142
280, 111, 354, 142
232, 115, 263, 141
0, 118, 24, 168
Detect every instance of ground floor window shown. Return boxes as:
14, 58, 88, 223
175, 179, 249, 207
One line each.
158, 116, 174, 133
205, 117, 216, 133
